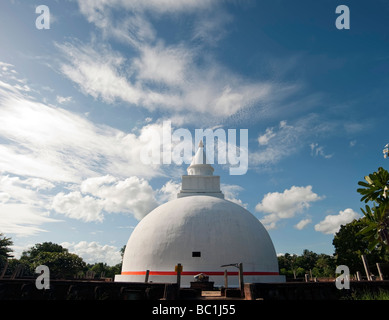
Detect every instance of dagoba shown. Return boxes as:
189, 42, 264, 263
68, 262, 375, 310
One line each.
115, 141, 285, 286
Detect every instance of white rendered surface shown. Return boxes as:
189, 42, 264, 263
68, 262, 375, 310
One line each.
116, 196, 284, 286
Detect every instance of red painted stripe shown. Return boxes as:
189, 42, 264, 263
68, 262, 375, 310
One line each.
121, 271, 279, 276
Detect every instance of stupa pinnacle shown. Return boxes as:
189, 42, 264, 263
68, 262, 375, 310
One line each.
177, 140, 224, 199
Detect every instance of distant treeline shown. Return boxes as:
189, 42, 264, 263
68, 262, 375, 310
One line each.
0, 238, 124, 280
279, 218, 389, 280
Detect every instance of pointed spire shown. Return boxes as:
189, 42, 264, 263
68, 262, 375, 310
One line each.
178, 139, 224, 199
191, 140, 206, 166
187, 140, 214, 176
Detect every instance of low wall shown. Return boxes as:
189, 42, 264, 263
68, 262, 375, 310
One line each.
244, 280, 389, 300
0, 279, 175, 300
2, 278, 389, 300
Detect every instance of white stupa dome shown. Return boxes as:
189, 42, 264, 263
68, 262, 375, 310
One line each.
115, 141, 285, 286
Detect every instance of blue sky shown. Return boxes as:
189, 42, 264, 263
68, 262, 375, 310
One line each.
1, 0, 389, 265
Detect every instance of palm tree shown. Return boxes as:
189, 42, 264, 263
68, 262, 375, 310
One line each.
357, 167, 389, 252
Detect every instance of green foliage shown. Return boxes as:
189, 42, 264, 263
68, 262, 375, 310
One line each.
120, 245, 126, 259
0, 233, 14, 263
360, 204, 389, 251
333, 219, 388, 273
357, 167, 389, 252
22, 242, 65, 258
357, 167, 389, 204
34, 251, 86, 278
351, 289, 389, 300
88, 262, 121, 279
20, 242, 87, 279
1, 237, 123, 279
278, 250, 336, 279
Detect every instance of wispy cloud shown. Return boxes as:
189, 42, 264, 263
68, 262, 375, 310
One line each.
0, 62, 164, 235
250, 114, 339, 170
0, 62, 254, 234
0, 62, 165, 182
56, 95, 73, 104
53, 0, 299, 126
56, 40, 278, 123
0, 175, 60, 236
310, 143, 333, 159
250, 119, 309, 167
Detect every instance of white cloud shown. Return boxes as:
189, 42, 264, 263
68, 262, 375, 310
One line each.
251, 116, 336, 169
0, 65, 165, 182
294, 218, 312, 230
314, 208, 360, 235
53, 175, 159, 222
0, 203, 59, 237
221, 184, 248, 208
56, 95, 73, 104
0, 174, 60, 236
192, 10, 233, 45
310, 143, 333, 159
23, 178, 55, 191
256, 185, 323, 230
258, 128, 276, 146
52, 191, 104, 222
157, 180, 181, 203
134, 44, 193, 86
82, 175, 159, 220
0, 61, 14, 71
61, 241, 122, 266
56, 1, 298, 126
56, 41, 143, 106
0, 65, 170, 234
251, 120, 307, 166
0, 192, 10, 204
57, 40, 277, 122
0, 175, 53, 206
77, 0, 215, 18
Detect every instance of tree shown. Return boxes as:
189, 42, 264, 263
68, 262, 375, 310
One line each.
20, 242, 86, 279
277, 250, 335, 279
333, 219, 388, 274
0, 233, 13, 263
21, 242, 64, 259
88, 262, 121, 279
296, 249, 318, 272
357, 167, 389, 204
360, 204, 389, 251
35, 251, 86, 279
357, 167, 389, 252
313, 254, 336, 278
120, 245, 126, 258
278, 253, 299, 279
